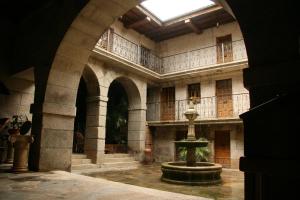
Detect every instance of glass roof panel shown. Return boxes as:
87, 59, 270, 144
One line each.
141, 0, 215, 22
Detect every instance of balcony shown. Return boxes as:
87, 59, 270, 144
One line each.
146, 93, 250, 124
95, 30, 247, 75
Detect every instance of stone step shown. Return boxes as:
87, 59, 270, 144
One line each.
71, 164, 98, 171
104, 157, 135, 163
72, 154, 87, 159
72, 158, 92, 165
102, 161, 140, 169
104, 153, 132, 158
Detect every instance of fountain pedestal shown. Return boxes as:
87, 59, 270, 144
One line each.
161, 100, 222, 185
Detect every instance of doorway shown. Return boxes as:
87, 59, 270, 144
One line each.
214, 130, 231, 168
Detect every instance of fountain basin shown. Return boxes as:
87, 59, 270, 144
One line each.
161, 161, 222, 185
175, 140, 208, 148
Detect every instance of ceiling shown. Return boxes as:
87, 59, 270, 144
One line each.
119, 4, 235, 42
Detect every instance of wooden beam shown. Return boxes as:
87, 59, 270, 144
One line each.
185, 19, 202, 34
126, 16, 151, 29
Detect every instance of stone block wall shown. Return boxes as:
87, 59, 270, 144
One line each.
0, 77, 35, 120
153, 127, 176, 162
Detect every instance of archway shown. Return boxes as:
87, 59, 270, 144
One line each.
73, 77, 87, 154
105, 80, 129, 154
105, 76, 144, 159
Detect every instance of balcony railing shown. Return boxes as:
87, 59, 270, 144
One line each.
146, 93, 250, 122
96, 30, 162, 73
95, 30, 247, 74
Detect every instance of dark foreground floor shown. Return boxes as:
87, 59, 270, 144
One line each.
0, 164, 209, 200
87, 163, 244, 200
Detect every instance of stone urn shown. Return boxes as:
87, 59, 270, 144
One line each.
10, 134, 34, 172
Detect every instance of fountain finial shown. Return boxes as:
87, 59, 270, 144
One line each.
185, 97, 199, 140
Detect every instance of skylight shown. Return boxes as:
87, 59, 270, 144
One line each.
141, 0, 215, 22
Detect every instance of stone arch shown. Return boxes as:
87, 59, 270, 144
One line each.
29, 0, 139, 171
72, 65, 104, 164
82, 65, 100, 97
105, 76, 146, 160
113, 76, 142, 110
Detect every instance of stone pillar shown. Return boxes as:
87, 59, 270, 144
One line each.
29, 102, 76, 171
84, 96, 107, 164
11, 135, 34, 172
127, 107, 146, 161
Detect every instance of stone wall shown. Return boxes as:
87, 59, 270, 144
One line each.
111, 20, 157, 52
0, 76, 34, 120
153, 127, 176, 162
158, 21, 243, 57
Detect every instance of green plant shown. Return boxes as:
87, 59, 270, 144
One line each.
178, 138, 210, 162
9, 115, 28, 130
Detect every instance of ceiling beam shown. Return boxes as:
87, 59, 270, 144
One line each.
184, 19, 202, 34
126, 16, 151, 29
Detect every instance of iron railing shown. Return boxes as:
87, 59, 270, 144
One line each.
161, 40, 247, 73
146, 93, 250, 122
96, 30, 162, 73
95, 30, 247, 74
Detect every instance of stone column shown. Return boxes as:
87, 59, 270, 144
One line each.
84, 96, 107, 164
127, 107, 146, 161
29, 102, 76, 171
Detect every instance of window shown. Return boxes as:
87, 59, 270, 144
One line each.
188, 83, 201, 103
216, 35, 233, 63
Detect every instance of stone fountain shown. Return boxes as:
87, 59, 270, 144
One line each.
161, 99, 222, 185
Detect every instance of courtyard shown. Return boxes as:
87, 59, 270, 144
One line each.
0, 163, 243, 200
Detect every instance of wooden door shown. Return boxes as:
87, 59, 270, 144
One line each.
217, 35, 233, 63
160, 87, 175, 120
214, 131, 231, 168
216, 79, 233, 118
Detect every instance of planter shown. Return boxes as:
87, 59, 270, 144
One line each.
8, 129, 20, 135
10, 135, 34, 172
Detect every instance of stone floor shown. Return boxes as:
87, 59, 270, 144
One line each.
87, 163, 244, 200
0, 164, 209, 200
0, 163, 244, 200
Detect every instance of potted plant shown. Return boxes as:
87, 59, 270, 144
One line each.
8, 115, 28, 135
5, 115, 29, 164
8, 116, 33, 172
